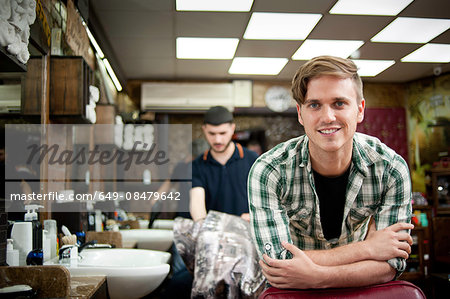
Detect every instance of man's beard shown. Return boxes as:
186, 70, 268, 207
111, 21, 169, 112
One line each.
210, 140, 232, 154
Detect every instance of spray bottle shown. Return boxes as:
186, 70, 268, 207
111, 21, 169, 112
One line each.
24, 205, 44, 265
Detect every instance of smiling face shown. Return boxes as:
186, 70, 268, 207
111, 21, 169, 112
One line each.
297, 75, 365, 157
202, 122, 235, 154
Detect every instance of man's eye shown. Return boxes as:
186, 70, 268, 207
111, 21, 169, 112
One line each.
335, 101, 345, 107
309, 103, 319, 109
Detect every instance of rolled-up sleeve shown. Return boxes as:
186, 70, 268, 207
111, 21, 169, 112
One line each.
375, 155, 412, 277
248, 159, 293, 260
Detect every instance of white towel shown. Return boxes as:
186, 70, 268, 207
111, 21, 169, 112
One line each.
89, 85, 100, 103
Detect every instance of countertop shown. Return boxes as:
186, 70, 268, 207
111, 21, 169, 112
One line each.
70, 275, 107, 298
0, 266, 107, 298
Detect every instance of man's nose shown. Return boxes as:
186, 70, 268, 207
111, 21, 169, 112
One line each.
321, 106, 336, 123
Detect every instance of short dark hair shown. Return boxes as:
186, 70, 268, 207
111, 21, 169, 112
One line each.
203, 106, 233, 125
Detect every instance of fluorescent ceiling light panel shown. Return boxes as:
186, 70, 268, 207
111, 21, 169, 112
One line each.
84, 24, 104, 58
176, 0, 253, 12
176, 37, 239, 59
292, 40, 364, 60
401, 44, 450, 63
229, 57, 288, 75
329, 0, 413, 16
103, 58, 123, 92
352, 59, 395, 77
371, 17, 450, 43
244, 12, 322, 40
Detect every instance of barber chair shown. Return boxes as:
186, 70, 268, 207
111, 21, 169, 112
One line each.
259, 280, 426, 299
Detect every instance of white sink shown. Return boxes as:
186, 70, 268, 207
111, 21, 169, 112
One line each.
120, 229, 174, 251
138, 219, 175, 230
151, 219, 174, 230
46, 248, 170, 299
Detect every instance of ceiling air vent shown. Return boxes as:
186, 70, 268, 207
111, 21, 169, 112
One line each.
141, 81, 251, 111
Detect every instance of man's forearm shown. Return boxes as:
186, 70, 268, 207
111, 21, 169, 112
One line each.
304, 241, 371, 266
190, 198, 207, 221
318, 260, 396, 288
259, 242, 397, 290
304, 222, 413, 266
189, 187, 207, 221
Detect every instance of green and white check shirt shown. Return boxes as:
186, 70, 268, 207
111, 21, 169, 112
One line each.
248, 133, 412, 274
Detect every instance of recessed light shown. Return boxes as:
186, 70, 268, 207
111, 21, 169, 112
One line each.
176, 0, 254, 12
401, 44, 450, 63
292, 40, 364, 60
176, 37, 239, 59
229, 57, 288, 75
329, 0, 413, 16
371, 17, 450, 43
352, 59, 395, 77
244, 12, 322, 40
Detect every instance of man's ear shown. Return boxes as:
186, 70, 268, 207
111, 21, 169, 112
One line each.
296, 104, 304, 126
231, 123, 236, 131
357, 99, 365, 123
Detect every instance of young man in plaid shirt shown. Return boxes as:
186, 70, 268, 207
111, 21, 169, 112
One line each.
248, 56, 413, 289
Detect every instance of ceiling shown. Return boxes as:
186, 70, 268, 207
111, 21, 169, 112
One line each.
89, 0, 450, 87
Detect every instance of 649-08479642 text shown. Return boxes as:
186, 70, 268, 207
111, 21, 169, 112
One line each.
8, 191, 181, 202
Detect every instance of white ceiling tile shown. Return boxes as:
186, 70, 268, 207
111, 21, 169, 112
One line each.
176, 60, 232, 79
110, 38, 174, 58
236, 40, 300, 57
96, 11, 174, 38
175, 12, 249, 37
253, 0, 335, 13
92, 0, 173, 11
121, 58, 176, 79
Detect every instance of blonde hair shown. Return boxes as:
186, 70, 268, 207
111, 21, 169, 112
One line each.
291, 56, 363, 105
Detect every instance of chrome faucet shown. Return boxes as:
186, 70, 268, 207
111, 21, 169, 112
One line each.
59, 240, 113, 262
58, 244, 78, 261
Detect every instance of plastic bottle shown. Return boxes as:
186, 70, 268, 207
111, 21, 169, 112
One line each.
43, 219, 57, 260
6, 239, 19, 266
420, 213, 428, 227
24, 205, 44, 251
10, 222, 32, 266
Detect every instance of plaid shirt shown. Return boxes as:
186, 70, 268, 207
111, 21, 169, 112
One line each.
248, 133, 412, 274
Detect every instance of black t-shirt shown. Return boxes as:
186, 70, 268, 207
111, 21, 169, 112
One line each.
192, 143, 258, 216
313, 167, 350, 241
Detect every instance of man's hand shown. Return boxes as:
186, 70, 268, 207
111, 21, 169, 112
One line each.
364, 222, 414, 261
259, 242, 326, 289
240, 213, 250, 222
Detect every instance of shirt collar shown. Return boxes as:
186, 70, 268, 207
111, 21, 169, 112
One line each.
297, 133, 376, 177
298, 135, 311, 172
351, 133, 379, 177
205, 142, 241, 165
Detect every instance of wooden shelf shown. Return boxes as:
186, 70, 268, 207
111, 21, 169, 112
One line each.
0, 46, 27, 72
22, 56, 93, 123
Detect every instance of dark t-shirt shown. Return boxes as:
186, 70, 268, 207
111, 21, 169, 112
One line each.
313, 167, 350, 241
192, 143, 258, 216
170, 161, 192, 219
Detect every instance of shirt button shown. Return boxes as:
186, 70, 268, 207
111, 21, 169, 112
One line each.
365, 212, 370, 216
